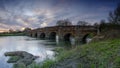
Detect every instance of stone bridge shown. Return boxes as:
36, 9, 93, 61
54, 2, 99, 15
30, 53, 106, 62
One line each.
26, 25, 98, 43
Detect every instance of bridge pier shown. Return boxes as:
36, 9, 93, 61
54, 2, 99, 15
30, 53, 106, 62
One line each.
32, 33, 35, 37
56, 34, 77, 45
37, 32, 40, 38
45, 33, 50, 39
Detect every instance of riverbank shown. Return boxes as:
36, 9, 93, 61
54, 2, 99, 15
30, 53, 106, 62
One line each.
35, 38, 120, 68
6, 29, 120, 68
0, 33, 25, 36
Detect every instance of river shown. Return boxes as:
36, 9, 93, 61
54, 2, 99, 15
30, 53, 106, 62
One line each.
0, 36, 59, 68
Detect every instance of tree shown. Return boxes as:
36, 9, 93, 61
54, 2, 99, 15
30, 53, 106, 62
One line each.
94, 22, 99, 26
56, 19, 72, 26
99, 19, 106, 31
23, 28, 31, 32
77, 21, 89, 26
9, 29, 14, 33
109, 4, 120, 24
100, 19, 106, 24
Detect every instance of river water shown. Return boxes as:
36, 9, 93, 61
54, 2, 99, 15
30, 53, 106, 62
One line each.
0, 36, 59, 68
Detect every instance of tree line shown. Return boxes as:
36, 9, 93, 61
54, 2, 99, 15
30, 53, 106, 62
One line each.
56, 3, 120, 32
56, 19, 72, 26
98, 3, 120, 32
56, 19, 91, 26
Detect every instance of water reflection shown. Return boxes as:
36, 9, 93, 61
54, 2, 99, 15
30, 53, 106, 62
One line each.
0, 36, 56, 68
0, 36, 76, 68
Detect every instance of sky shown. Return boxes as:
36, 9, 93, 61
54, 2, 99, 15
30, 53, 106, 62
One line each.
0, 0, 119, 32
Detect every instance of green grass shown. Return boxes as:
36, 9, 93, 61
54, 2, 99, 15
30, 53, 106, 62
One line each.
27, 60, 55, 68
23, 39, 120, 68
40, 59, 55, 68
50, 39, 120, 68
7, 56, 21, 63
0, 33, 25, 36
28, 62, 41, 68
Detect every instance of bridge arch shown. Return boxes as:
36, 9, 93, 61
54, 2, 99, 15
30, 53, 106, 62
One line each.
39, 33, 46, 39
30, 33, 32, 37
63, 33, 73, 42
81, 33, 92, 44
34, 32, 38, 37
49, 32, 56, 40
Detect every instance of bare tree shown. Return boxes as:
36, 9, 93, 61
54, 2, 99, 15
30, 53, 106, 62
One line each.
56, 19, 72, 26
109, 4, 120, 24
9, 29, 14, 33
23, 28, 31, 32
77, 21, 89, 26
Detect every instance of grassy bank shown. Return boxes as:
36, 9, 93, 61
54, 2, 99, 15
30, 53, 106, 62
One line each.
37, 38, 120, 68
0, 33, 25, 36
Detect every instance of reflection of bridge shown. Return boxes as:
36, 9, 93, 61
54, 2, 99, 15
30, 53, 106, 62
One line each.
26, 26, 97, 43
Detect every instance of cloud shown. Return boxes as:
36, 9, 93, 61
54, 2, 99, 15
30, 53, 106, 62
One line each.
40, 22, 47, 27
0, 0, 118, 32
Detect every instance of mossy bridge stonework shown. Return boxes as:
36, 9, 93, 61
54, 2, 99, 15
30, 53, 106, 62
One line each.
27, 26, 98, 43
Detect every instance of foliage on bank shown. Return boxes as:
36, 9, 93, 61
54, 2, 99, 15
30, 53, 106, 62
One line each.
26, 38, 120, 68
0, 32, 25, 36
49, 39, 120, 68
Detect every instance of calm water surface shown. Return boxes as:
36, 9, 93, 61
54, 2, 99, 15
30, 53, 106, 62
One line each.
0, 36, 59, 68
